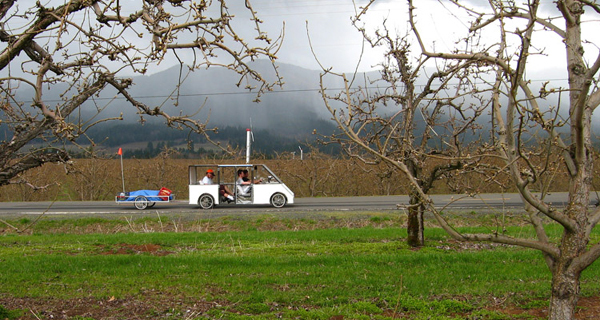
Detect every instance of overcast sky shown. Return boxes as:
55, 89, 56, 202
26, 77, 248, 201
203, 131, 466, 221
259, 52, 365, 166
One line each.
248, 0, 598, 74
245, 0, 394, 72
228, 0, 453, 73
7, 0, 600, 90
236, 0, 569, 74
9, 1, 591, 77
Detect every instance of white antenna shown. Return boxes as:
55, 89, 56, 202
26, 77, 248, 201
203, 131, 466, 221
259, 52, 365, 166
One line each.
245, 119, 255, 164
246, 128, 252, 164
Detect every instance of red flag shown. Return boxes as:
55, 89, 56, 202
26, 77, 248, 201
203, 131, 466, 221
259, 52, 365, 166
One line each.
117, 148, 122, 155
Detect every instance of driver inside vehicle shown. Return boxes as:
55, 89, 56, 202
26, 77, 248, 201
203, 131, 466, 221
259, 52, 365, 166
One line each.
236, 169, 251, 197
236, 169, 262, 197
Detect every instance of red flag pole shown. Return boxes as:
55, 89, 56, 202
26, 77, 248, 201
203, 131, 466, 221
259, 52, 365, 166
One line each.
118, 148, 125, 193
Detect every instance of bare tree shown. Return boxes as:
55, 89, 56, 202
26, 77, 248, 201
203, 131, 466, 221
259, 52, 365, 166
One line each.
400, 1, 600, 319
320, 0, 600, 317
316, 10, 489, 247
0, 0, 282, 187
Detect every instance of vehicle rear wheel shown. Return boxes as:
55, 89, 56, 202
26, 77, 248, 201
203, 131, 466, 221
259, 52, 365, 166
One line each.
134, 196, 149, 210
198, 194, 214, 209
270, 193, 287, 208
147, 202, 156, 208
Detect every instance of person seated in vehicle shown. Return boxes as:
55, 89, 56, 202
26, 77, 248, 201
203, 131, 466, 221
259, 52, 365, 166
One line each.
236, 169, 262, 198
241, 169, 263, 184
202, 169, 234, 203
236, 169, 251, 197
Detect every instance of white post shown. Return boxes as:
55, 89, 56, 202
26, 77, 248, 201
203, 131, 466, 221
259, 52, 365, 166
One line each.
246, 128, 251, 164
118, 148, 125, 193
299, 146, 303, 161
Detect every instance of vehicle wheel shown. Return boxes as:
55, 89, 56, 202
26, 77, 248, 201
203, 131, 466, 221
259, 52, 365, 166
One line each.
134, 196, 149, 210
270, 193, 287, 208
147, 202, 156, 208
198, 194, 214, 209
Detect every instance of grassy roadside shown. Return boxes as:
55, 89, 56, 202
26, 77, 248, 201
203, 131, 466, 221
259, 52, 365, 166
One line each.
1, 213, 599, 319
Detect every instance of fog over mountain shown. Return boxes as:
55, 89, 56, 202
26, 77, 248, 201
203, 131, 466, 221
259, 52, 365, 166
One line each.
82, 60, 370, 138
9, 61, 359, 141
12, 59, 586, 150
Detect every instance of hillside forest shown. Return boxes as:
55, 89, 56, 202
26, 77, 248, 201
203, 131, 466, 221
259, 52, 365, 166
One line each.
77, 121, 340, 159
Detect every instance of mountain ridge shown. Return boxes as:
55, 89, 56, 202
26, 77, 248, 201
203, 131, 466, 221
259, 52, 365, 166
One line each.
91, 60, 355, 138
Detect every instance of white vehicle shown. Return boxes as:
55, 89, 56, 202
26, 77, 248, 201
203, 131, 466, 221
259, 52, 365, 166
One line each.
188, 164, 295, 209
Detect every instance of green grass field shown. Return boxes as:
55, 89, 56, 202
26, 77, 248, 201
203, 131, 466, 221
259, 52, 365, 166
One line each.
1, 213, 599, 319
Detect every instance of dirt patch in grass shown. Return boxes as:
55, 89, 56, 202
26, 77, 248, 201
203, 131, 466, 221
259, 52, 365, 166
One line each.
488, 296, 600, 319
1, 295, 599, 319
0, 296, 216, 320
96, 243, 174, 256
576, 297, 600, 319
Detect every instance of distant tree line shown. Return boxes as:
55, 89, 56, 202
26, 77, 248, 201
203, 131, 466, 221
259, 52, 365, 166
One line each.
76, 121, 339, 159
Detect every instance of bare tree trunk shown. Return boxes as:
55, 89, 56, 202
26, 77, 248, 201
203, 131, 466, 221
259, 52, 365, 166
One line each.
546, 102, 594, 319
548, 177, 590, 319
548, 230, 585, 320
547, 178, 591, 319
407, 191, 424, 247
549, 266, 580, 320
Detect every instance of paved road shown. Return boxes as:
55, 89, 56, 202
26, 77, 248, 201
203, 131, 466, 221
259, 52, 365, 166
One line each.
0, 192, 578, 216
